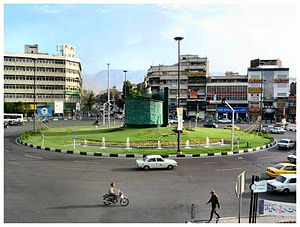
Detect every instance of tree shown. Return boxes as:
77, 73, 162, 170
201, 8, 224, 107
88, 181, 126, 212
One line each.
81, 89, 96, 115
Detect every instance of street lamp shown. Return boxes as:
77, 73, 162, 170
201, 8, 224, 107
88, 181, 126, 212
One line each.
33, 58, 37, 132
107, 63, 110, 128
174, 36, 184, 154
123, 70, 127, 119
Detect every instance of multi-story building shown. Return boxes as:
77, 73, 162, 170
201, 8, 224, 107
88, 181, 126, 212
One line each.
206, 71, 248, 121
4, 44, 82, 118
145, 54, 209, 118
247, 59, 289, 122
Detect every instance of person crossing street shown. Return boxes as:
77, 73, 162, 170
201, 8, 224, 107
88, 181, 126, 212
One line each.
206, 190, 221, 223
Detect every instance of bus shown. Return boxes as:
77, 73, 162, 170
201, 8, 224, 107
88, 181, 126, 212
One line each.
4, 113, 24, 126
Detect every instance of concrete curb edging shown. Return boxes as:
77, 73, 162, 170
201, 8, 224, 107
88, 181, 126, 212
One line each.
17, 138, 277, 159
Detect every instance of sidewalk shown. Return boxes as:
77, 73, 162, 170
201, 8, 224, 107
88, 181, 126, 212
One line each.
191, 215, 296, 223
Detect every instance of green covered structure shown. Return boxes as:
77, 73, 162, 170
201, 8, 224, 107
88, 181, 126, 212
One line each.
125, 97, 164, 127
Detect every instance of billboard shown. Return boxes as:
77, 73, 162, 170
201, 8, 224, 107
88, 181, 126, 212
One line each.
54, 101, 64, 114
37, 107, 53, 117
248, 87, 262, 93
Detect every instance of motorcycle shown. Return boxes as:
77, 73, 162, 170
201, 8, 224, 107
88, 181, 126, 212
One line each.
103, 191, 129, 206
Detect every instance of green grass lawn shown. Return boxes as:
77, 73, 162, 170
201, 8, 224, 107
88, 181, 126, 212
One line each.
21, 125, 273, 155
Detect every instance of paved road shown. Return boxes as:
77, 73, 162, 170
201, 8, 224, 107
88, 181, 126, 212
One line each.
4, 120, 296, 223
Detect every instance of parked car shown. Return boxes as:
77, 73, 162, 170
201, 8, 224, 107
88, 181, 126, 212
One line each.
224, 125, 240, 130
287, 151, 296, 163
270, 127, 285, 134
267, 174, 296, 194
266, 162, 296, 178
136, 155, 177, 170
203, 122, 218, 128
277, 139, 296, 150
255, 127, 267, 133
218, 118, 231, 123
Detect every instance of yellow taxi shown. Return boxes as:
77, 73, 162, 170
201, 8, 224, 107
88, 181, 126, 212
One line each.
223, 125, 240, 130
266, 162, 296, 178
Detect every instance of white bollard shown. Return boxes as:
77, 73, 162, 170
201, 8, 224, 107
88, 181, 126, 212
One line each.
83, 139, 87, 147
206, 137, 210, 146
125, 137, 132, 149
185, 140, 191, 149
221, 139, 224, 145
73, 139, 76, 149
157, 141, 162, 149
100, 137, 106, 149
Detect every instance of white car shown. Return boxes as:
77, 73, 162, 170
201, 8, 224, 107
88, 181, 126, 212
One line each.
287, 151, 296, 163
267, 174, 296, 194
270, 127, 286, 134
218, 118, 231, 123
278, 139, 296, 150
136, 155, 177, 170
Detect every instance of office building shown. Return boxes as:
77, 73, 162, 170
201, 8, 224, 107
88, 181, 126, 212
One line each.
4, 44, 82, 118
247, 58, 289, 122
145, 54, 209, 118
206, 72, 248, 121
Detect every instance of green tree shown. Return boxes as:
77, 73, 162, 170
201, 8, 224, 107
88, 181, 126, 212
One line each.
81, 89, 96, 114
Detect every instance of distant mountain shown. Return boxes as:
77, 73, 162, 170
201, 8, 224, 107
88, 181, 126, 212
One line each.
82, 69, 147, 94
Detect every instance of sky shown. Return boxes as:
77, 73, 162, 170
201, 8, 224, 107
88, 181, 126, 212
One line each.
3, 0, 299, 77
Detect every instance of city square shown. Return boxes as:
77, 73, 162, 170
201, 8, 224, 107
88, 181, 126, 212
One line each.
2, 1, 298, 224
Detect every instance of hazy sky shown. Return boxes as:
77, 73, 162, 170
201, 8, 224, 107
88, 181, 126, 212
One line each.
3, 0, 299, 76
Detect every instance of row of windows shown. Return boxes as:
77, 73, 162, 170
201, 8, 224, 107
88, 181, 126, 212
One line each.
169, 89, 188, 95
207, 86, 248, 93
5, 84, 81, 92
4, 93, 66, 99
4, 57, 66, 65
4, 75, 80, 82
4, 66, 80, 74
207, 94, 248, 101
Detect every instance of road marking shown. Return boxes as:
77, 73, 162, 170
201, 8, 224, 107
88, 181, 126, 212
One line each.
73, 161, 89, 164
203, 162, 219, 164
25, 155, 43, 159
257, 156, 273, 160
216, 167, 242, 172
5, 149, 10, 152
237, 157, 244, 160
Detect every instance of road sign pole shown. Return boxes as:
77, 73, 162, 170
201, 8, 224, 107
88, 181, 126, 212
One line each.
249, 175, 255, 223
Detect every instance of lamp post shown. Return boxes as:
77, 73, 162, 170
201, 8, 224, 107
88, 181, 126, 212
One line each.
260, 68, 264, 131
33, 58, 37, 132
107, 63, 110, 128
123, 70, 127, 123
174, 36, 184, 154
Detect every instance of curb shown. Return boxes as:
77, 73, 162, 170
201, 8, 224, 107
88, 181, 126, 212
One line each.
17, 138, 278, 159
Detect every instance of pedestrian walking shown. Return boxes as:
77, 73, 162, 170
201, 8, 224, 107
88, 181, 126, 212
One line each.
206, 190, 221, 223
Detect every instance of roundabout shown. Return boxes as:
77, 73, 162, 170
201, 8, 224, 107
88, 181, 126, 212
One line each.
19, 124, 275, 157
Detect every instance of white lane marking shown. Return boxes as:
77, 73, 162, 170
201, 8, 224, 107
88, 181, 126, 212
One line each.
5, 149, 10, 152
57, 167, 86, 171
257, 156, 273, 160
25, 155, 43, 159
73, 161, 89, 164
203, 162, 219, 164
216, 167, 242, 172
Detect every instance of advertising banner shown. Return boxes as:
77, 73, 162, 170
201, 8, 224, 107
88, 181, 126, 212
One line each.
37, 107, 53, 117
248, 87, 262, 93
259, 199, 296, 216
177, 107, 183, 131
54, 101, 64, 114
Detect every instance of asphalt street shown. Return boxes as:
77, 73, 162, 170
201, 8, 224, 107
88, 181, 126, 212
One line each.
4, 120, 296, 223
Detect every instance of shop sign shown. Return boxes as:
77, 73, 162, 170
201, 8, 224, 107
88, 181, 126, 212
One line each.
248, 87, 262, 93
182, 71, 206, 77
217, 107, 248, 113
54, 101, 64, 114
189, 92, 198, 99
276, 102, 287, 108
65, 91, 80, 95
249, 107, 260, 113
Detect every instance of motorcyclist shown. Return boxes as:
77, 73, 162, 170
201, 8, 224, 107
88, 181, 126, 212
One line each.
108, 182, 119, 202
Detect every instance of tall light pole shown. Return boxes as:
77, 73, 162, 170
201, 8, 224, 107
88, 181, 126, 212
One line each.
174, 36, 184, 154
260, 68, 264, 131
33, 58, 37, 132
123, 70, 127, 116
107, 63, 110, 128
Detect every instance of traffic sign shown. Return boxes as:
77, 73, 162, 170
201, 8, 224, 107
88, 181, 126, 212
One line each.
250, 180, 267, 193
